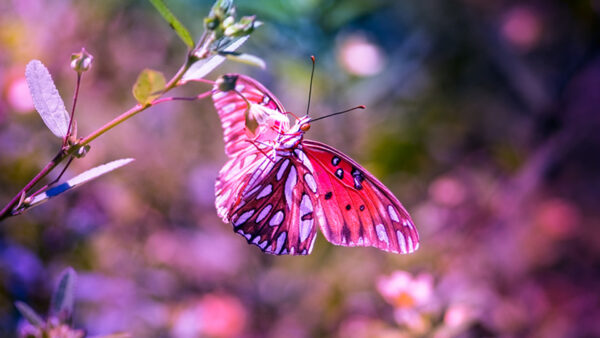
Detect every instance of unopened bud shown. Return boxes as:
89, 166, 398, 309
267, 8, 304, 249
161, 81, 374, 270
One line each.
222, 16, 234, 28
70, 48, 93, 73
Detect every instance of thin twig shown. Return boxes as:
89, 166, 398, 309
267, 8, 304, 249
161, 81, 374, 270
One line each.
63, 72, 82, 147
0, 53, 199, 221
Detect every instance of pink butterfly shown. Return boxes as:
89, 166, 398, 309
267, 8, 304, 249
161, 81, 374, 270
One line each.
213, 74, 419, 255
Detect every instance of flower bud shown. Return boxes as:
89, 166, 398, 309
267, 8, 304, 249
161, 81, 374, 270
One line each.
222, 16, 234, 28
70, 48, 93, 73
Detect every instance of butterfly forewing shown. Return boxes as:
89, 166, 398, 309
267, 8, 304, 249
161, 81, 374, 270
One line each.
303, 140, 419, 254
227, 156, 319, 255
212, 74, 289, 157
215, 146, 273, 221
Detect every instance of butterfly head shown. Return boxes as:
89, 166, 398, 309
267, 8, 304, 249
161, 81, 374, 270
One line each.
295, 115, 312, 133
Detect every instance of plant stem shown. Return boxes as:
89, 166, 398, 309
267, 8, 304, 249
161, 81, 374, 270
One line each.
0, 54, 197, 222
64, 72, 82, 147
0, 150, 69, 221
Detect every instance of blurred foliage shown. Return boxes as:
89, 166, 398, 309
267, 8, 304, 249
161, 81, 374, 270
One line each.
1, 0, 600, 336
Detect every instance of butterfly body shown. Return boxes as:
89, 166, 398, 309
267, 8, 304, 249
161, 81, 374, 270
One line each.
213, 74, 419, 255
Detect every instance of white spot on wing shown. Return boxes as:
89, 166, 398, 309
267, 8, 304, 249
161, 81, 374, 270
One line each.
276, 232, 287, 253
277, 159, 290, 181
242, 154, 256, 168
245, 185, 261, 197
269, 210, 284, 227
304, 173, 317, 193
388, 205, 400, 222
233, 210, 254, 226
299, 194, 313, 216
256, 184, 272, 200
284, 165, 297, 209
294, 149, 314, 172
299, 197, 313, 242
407, 236, 414, 253
222, 103, 236, 113
246, 160, 272, 192
375, 224, 389, 245
259, 241, 268, 249
256, 204, 272, 223
397, 230, 407, 253
308, 236, 316, 253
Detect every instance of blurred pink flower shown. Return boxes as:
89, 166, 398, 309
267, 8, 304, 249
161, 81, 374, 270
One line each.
443, 303, 472, 328
17, 320, 85, 338
171, 293, 246, 338
338, 34, 385, 76
337, 316, 396, 338
377, 271, 434, 332
428, 175, 466, 207
534, 198, 580, 239
501, 6, 542, 51
6, 76, 34, 113
377, 271, 433, 308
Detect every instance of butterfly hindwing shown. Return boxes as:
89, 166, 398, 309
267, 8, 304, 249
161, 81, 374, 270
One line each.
228, 155, 319, 255
303, 140, 419, 254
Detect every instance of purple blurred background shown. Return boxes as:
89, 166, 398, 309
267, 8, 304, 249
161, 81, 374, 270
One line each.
1, 0, 600, 336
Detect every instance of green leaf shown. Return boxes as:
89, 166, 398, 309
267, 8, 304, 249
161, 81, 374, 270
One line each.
222, 52, 266, 69
132, 69, 166, 104
25, 60, 71, 138
15, 301, 45, 327
50, 267, 77, 322
149, 0, 194, 48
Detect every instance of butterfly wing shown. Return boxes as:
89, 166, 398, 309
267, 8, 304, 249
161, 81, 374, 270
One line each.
212, 74, 290, 157
303, 140, 419, 254
225, 153, 320, 255
215, 145, 271, 221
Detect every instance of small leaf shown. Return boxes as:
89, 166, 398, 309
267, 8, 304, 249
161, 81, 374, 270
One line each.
50, 267, 77, 322
15, 301, 45, 327
25, 60, 70, 138
182, 36, 249, 83
222, 52, 266, 69
132, 69, 166, 104
149, 0, 194, 48
26, 158, 135, 208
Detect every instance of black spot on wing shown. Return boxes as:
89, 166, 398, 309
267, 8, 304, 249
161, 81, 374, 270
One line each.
351, 167, 365, 190
325, 192, 333, 200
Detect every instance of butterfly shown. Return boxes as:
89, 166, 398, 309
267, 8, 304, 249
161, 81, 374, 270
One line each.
212, 74, 419, 255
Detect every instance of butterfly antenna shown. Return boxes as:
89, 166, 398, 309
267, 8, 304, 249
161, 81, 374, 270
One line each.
311, 105, 366, 122
306, 55, 316, 116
